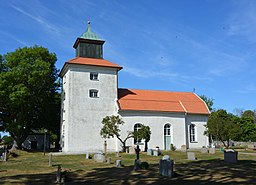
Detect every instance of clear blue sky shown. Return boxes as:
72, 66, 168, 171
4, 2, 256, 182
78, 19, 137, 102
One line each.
0, 0, 255, 114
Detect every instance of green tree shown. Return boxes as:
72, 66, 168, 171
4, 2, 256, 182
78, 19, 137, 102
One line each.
241, 110, 256, 123
0, 46, 59, 149
133, 124, 151, 152
199, 95, 214, 111
238, 117, 256, 141
100, 115, 133, 152
206, 109, 240, 148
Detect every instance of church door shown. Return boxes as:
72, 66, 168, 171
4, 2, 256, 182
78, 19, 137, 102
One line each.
164, 124, 171, 150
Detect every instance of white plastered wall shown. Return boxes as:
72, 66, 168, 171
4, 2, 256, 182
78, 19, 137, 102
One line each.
186, 114, 209, 148
118, 111, 187, 151
61, 64, 119, 153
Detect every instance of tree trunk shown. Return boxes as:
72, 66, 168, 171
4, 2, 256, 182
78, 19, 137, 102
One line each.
144, 141, 148, 152
121, 142, 126, 152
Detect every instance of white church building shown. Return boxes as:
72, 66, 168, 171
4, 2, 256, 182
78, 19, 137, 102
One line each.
59, 23, 210, 153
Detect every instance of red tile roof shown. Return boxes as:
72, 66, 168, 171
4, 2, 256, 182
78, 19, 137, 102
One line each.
68, 57, 122, 69
118, 88, 210, 114
60, 57, 122, 76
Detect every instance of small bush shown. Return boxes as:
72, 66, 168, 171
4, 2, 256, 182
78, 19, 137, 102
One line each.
140, 162, 149, 170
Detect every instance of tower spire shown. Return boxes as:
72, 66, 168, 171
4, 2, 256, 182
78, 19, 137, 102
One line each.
73, 21, 105, 59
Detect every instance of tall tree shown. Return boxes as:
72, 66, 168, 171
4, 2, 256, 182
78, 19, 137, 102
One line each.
238, 117, 256, 141
100, 115, 133, 152
241, 110, 256, 123
206, 109, 240, 148
199, 95, 214, 112
133, 124, 151, 152
0, 46, 59, 149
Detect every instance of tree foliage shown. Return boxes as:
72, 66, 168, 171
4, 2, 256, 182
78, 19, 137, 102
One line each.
241, 110, 256, 123
206, 109, 241, 148
199, 95, 214, 111
238, 117, 256, 141
0, 46, 60, 149
133, 124, 151, 152
100, 115, 133, 152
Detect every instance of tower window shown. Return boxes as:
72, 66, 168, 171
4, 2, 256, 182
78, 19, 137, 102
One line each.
89, 89, 98, 98
90, 73, 98, 80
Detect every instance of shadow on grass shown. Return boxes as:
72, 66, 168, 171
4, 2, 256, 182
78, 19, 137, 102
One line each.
68, 159, 256, 185
0, 172, 56, 184
0, 159, 255, 184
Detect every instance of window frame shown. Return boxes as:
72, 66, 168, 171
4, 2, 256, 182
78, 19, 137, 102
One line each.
89, 89, 99, 98
189, 124, 197, 143
134, 123, 142, 144
90, 72, 99, 81
164, 124, 171, 136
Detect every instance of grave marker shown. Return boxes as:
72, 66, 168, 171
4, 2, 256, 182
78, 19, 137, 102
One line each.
187, 152, 196, 160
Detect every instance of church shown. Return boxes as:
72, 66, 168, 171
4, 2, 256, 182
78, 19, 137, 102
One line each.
59, 22, 210, 153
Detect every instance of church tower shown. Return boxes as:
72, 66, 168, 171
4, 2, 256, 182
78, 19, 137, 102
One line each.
60, 22, 122, 153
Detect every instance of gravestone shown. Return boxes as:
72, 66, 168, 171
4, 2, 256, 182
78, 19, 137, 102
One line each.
209, 148, 216, 154
49, 153, 52, 167
133, 159, 141, 171
187, 152, 196, 160
86, 152, 90, 159
162, 155, 170, 160
248, 143, 255, 149
129, 146, 135, 154
181, 145, 187, 152
147, 149, 153, 156
152, 149, 159, 156
94, 153, 105, 163
224, 150, 238, 163
115, 152, 119, 157
159, 155, 173, 177
106, 157, 111, 164
116, 160, 122, 167
201, 148, 208, 153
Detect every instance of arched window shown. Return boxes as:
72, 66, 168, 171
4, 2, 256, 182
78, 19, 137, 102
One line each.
134, 123, 142, 144
164, 124, 171, 136
164, 124, 171, 150
189, 124, 196, 142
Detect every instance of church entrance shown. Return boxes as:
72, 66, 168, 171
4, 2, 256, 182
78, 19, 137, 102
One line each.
164, 124, 171, 150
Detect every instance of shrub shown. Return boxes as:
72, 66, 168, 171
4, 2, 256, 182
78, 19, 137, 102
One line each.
140, 162, 149, 170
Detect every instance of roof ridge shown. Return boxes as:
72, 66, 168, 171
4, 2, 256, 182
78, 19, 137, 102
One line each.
119, 99, 180, 103
118, 88, 194, 94
179, 101, 187, 113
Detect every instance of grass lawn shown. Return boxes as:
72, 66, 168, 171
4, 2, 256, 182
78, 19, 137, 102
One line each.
0, 149, 255, 184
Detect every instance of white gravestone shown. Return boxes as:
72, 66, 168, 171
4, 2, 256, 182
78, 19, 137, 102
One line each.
187, 152, 196, 160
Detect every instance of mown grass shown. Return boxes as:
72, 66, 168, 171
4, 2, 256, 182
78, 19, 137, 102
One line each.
0, 149, 255, 184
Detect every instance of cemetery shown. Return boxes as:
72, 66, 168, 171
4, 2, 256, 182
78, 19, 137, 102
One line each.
0, 147, 255, 184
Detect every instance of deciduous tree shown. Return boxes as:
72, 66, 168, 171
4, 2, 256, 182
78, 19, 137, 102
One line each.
100, 115, 133, 152
199, 95, 214, 112
0, 46, 59, 149
133, 124, 151, 152
206, 109, 240, 148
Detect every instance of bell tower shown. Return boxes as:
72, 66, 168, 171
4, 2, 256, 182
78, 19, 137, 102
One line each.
73, 21, 105, 59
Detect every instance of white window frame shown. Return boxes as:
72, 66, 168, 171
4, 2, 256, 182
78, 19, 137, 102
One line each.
189, 124, 197, 143
164, 124, 171, 136
89, 89, 99, 98
134, 123, 142, 144
90, 72, 99, 81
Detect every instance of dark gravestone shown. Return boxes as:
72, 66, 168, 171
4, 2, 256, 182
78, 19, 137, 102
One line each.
159, 155, 174, 177
133, 159, 141, 171
224, 150, 238, 163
